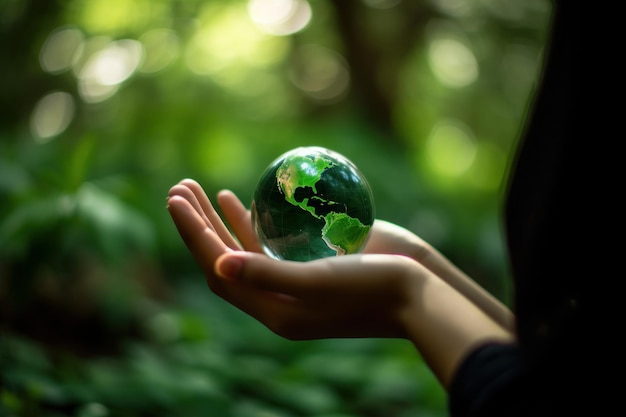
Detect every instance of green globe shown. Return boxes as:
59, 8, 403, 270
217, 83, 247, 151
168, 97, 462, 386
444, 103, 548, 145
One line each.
251, 146, 375, 262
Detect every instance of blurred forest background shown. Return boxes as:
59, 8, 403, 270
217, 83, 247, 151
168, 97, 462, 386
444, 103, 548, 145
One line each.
0, 0, 551, 416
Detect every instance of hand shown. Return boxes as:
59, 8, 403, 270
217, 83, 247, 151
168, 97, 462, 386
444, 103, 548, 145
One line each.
167, 179, 514, 387
166, 179, 420, 340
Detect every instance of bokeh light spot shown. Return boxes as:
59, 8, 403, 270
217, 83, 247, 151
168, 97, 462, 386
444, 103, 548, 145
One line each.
78, 39, 143, 103
289, 45, 350, 102
139, 29, 180, 74
427, 38, 478, 87
30, 91, 75, 143
425, 120, 476, 177
39, 27, 85, 74
248, 0, 312, 36
71, 36, 112, 77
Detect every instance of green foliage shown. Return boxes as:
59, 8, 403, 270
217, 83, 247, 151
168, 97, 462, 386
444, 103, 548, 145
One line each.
1, 0, 550, 416
1, 281, 446, 417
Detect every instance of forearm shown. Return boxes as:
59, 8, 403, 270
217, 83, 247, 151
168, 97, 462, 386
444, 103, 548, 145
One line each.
418, 248, 515, 332
398, 269, 515, 389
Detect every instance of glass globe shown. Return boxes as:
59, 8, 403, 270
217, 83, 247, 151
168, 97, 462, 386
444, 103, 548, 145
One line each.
251, 146, 375, 261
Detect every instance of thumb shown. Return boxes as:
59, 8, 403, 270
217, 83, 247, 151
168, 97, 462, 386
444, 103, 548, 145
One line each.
214, 252, 412, 299
215, 252, 315, 296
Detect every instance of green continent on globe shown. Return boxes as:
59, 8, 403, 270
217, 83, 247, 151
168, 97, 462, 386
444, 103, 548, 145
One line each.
252, 146, 375, 262
321, 212, 371, 255
276, 153, 335, 218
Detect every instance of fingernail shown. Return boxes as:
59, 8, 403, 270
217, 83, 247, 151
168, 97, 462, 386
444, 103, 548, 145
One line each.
217, 256, 243, 279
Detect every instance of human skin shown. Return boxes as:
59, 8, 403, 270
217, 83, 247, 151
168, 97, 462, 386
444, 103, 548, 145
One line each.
167, 178, 515, 388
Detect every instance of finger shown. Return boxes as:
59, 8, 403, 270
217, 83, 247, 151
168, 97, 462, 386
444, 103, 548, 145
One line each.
167, 195, 231, 279
215, 252, 320, 298
178, 179, 241, 250
215, 252, 412, 299
217, 190, 264, 253
168, 184, 215, 231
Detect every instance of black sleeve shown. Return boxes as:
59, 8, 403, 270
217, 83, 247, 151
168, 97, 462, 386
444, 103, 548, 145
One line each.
448, 343, 524, 417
